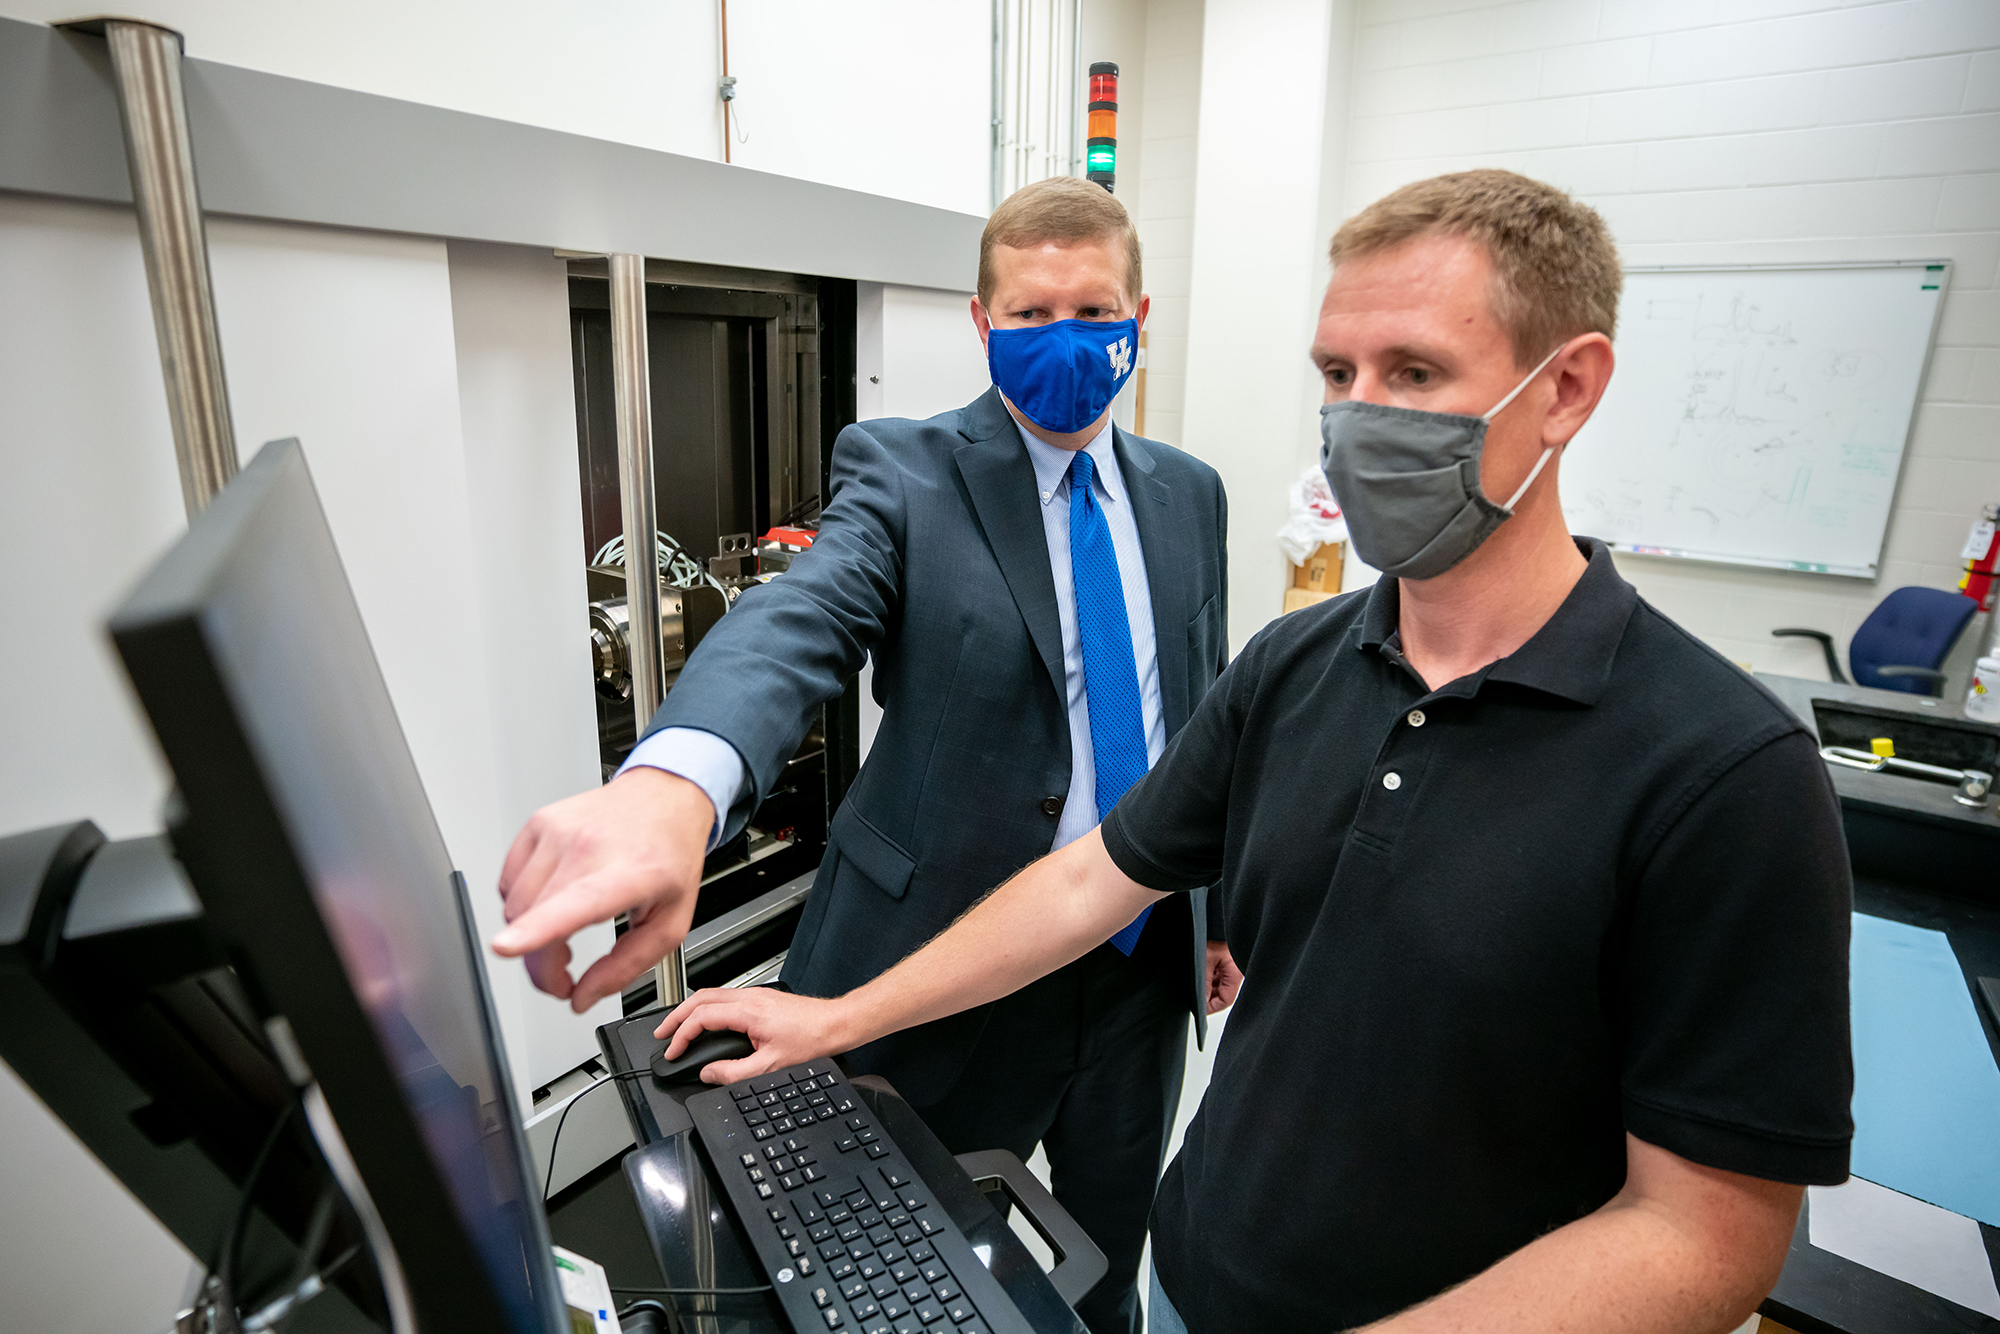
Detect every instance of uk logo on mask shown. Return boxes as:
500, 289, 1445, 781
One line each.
1106, 337, 1132, 379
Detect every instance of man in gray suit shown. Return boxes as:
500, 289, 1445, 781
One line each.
494, 176, 1238, 1333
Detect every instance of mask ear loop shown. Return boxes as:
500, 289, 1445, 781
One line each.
1485, 338, 1574, 512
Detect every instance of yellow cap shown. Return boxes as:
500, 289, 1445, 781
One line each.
1871, 737, 1895, 758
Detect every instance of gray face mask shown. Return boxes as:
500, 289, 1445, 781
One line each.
1319, 342, 1566, 580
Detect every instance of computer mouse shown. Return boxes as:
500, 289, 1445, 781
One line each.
651, 1028, 756, 1084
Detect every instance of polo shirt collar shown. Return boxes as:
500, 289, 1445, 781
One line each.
1015, 415, 1122, 509
1357, 538, 1638, 706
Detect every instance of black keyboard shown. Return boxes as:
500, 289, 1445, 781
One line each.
687, 1061, 1036, 1334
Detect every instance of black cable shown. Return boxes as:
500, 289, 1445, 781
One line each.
211, 1095, 303, 1308
609, 1285, 774, 1296
542, 1069, 654, 1203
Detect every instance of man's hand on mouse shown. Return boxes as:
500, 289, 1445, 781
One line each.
655, 986, 852, 1086
491, 767, 713, 1013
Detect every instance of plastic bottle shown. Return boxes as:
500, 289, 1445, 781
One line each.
1967, 656, 2000, 723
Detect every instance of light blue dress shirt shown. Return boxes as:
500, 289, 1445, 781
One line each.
620, 412, 1166, 855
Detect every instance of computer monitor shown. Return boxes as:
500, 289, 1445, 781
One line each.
109, 438, 569, 1334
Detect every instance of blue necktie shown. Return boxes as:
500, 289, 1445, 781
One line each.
1069, 451, 1153, 954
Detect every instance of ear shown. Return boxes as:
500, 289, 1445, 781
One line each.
1543, 334, 1615, 448
971, 296, 993, 353
1135, 293, 1151, 331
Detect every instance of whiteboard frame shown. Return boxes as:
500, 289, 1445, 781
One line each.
1583, 258, 1954, 580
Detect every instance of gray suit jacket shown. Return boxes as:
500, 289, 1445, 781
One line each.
649, 387, 1229, 1102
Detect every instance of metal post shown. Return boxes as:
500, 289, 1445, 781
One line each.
93, 20, 239, 516
607, 254, 690, 1011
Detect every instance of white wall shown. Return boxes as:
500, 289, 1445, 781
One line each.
1338, 0, 2000, 676
1180, 0, 1345, 654
1132, 0, 1206, 449
0, 0, 992, 216
0, 193, 619, 1330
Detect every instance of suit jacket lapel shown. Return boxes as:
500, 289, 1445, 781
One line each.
952, 389, 1067, 707
1116, 427, 1190, 738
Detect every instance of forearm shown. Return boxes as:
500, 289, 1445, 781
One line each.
1367, 1175, 1793, 1334
829, 829, 1162, 1050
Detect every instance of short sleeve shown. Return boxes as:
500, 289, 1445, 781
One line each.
1101, 647, 1252, 894
1617, 728, 1854, 1185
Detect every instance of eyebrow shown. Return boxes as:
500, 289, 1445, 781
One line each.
1313, 341, 1458, 368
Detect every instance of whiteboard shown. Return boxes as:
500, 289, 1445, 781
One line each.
1560, 262, 1949, 577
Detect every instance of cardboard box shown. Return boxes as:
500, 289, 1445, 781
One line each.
1294, 542, 1343, 594
1283, 587, 1337, 615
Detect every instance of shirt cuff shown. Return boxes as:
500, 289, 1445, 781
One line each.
617, 727, 749, 853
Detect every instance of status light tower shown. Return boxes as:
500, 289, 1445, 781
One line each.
1087, 61, 1118, 193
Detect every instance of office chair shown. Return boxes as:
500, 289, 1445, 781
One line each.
1773, 586, 1980, 697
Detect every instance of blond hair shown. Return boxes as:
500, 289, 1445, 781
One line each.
978, 176, 1143, 308
1331, 169, 1621, 366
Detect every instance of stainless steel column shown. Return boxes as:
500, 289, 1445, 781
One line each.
99, 20, 239, 516
607, 253, 690, 1011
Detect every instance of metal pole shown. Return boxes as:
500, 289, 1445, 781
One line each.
607, 253, 690, 1011
96, 20, 239, 516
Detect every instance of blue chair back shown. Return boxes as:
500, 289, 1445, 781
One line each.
1850, 586, 1979, 693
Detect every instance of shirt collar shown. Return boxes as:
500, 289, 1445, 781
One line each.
1014, 414, 1122, 509
1357, 538, 1638, 706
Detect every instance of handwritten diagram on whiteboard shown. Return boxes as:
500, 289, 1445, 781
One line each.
1561, 263, 1947, 577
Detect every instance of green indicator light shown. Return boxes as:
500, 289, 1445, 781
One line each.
1088, 144, 1116, 171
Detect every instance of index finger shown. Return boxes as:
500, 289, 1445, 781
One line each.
492, 866, 642, 958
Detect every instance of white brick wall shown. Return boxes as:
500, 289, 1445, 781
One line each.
1342, 0, 2000, 682
1135, 0, 1206, 447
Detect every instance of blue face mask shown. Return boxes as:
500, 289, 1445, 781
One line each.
986, 317, 1139, 434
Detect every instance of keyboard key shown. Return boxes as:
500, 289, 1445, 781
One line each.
868, 1227, 894, 1247
895, 1227, 920, 1246
857, 1130, 879, 1145
750, 1073, 794, 1094
870, 1276, 899, 1300
908, 1243, 935, 1263
757, 1182, 774, 1199
857, 1212, 884, 1230
882, 1296, 910, 1321
872, 1189, 897, 1212
841, 1277, 869, 1301
852, 1300, 880, 1320
899, 1190, 925, 1211
760, 1091, 784, 1107
804, 1165, 826, 1183
754, 1125, 774, 1140
775, 1117, 796, 1133
866, 1144, 890, 1159
811, 1223, 835, 1243
781, 1173, 803, 1191
862, 1320, 892, 1334
766, 1144, 784, 1161
943, 1297, 974, 1323
914, 1299, 945, 1325
838, 1222, 863, 1243
796, 1202, 826, 1225
878, 1243, 906, 1264
798, 1256, 815, 1276
886, 1211, 910, 1229
894, 1320, 923, 1334
902, 1282, 930, 1304
819, 1242, 845, 1262
785, 1137, 808, 1154
788, 1239, 806, 1257
748, 1168, 766, 1183
958, 1320, 990, 1334
834, 1096, 857, 1114
847, 1241, 873, 1261
820, 1310, 842, 1330
836, 1136, 860, 1153
845, 1191, 872, 1211
796, 1151, 818, 1167
830, 1260, 856, 1281
766, 1207, 787, 1223
813, 1287, 833, 1309
918, 1260, 949, 1285
889, 1262, 919, 1285
809, 1092, 831, 1106
846, 1116, 869, 1131
883, 1169, 909, 1189
739, 1152, 757, 1167
828, 1207, 853, 1225
780, 1222, 797, 1238
774, 1155, 795, 1173
858, 1258, 886, 1281
931, 1278, 960, 1303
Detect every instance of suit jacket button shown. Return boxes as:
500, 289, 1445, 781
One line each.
1040, 796, 1063, 818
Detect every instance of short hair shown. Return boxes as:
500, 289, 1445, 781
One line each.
978, 176, 1143, 309
1330, 169, 1621, 367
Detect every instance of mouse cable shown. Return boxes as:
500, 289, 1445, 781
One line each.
543, 1069, 655, 1203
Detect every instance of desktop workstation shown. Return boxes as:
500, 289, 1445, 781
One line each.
1, 439, 1102, 1334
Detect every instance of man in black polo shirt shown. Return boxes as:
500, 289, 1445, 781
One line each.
653, 169, 1854, 1332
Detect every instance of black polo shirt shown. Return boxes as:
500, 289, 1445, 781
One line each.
1102, 539, 1853, 1331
